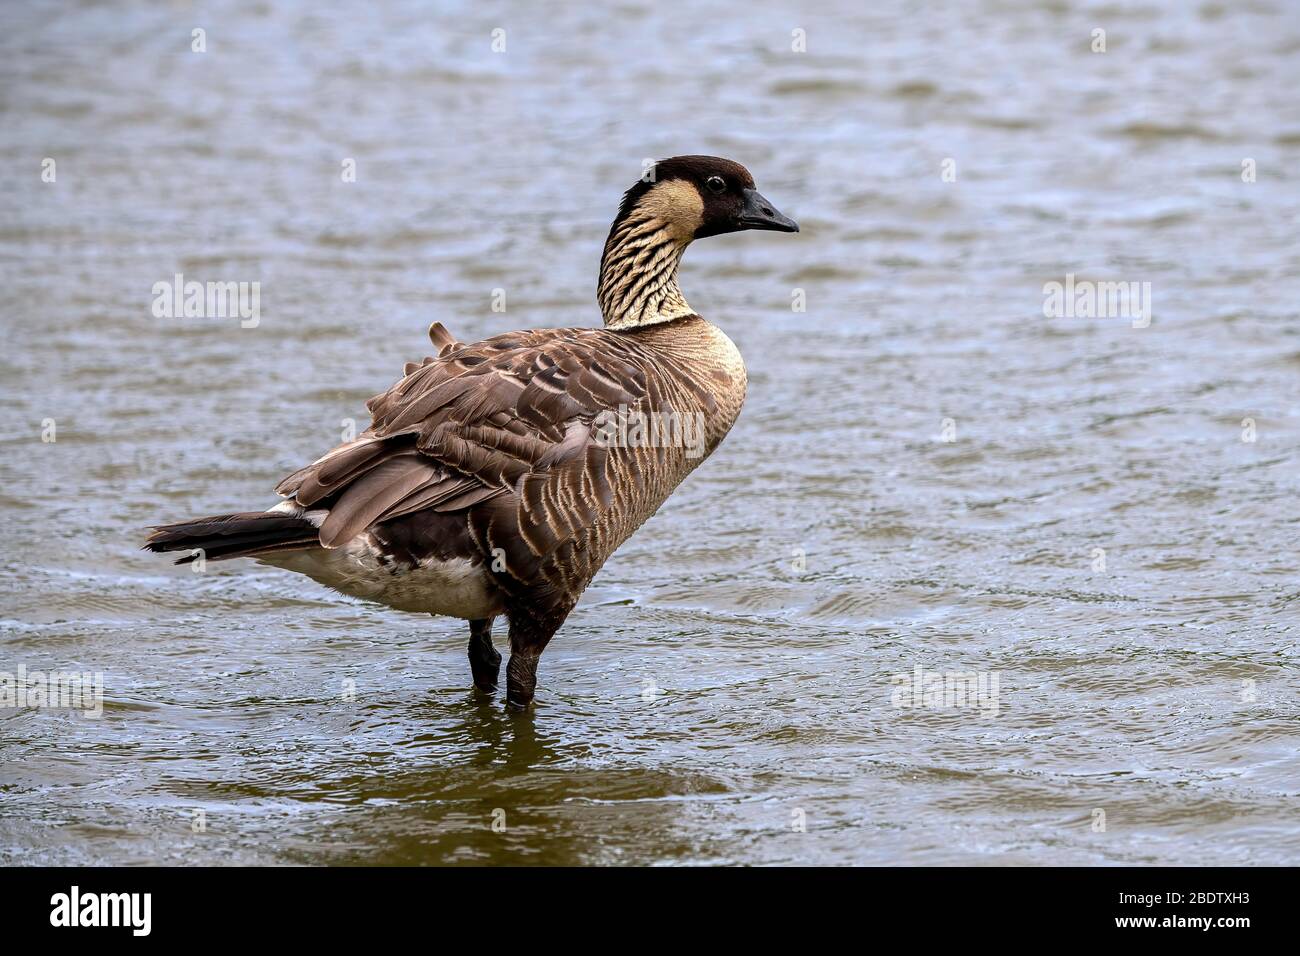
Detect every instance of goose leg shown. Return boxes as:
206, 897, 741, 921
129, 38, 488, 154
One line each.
505, 617, 557, 710
467, 617, 501, 691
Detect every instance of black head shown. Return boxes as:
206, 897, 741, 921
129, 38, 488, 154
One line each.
612, 155, 799, 241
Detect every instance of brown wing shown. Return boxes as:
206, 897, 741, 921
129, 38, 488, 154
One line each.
274, 322, 650, 556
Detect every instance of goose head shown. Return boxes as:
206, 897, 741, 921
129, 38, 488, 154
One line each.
615, 155, 799, 241
599, 155, 799, 329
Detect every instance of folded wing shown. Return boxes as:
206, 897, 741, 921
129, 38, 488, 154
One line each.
274, 323, 651, 560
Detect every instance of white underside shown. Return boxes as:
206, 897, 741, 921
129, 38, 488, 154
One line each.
256, 502, 501, 619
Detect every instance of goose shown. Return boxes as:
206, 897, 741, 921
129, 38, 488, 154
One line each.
145, 155, 799, 708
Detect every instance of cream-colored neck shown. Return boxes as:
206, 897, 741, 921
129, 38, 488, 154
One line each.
597, 211, 696, 331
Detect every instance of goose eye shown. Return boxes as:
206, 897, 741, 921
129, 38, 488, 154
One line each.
705, 175, 726, 194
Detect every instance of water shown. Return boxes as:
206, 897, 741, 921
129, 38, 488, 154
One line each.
1, 0, 1297, 865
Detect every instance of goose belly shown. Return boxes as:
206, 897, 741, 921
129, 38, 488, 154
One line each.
258, 542, 502, 619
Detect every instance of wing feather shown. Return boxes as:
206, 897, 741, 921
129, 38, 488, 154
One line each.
277, 325, 654, 557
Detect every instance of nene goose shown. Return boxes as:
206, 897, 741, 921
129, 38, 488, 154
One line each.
146, 156, 799, 708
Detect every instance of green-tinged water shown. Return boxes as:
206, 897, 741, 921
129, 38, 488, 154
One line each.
0, 0, 1297, 865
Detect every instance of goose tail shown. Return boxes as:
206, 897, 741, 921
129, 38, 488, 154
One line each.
144, 511, 320, 564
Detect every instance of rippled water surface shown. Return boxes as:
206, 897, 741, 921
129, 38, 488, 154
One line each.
1, 0, 1298, 865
